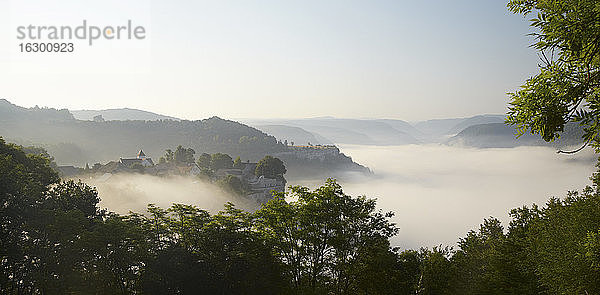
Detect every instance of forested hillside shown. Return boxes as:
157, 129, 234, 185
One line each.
71, 108, 180, 121
0, 99, 284, 165
0, 99, 369, 179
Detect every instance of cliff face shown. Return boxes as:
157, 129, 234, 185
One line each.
246, 175, 286, 204
274, 145, 371, 181
275, 145, 341, 161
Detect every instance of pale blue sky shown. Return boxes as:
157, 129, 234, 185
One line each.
0, 0, 538, 121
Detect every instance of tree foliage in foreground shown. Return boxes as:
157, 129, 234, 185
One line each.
506, 0, 600, 150
256, 180, 398, 294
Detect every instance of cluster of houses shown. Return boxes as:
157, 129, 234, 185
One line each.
59, 149, 285, 204
214, 163, 286, 203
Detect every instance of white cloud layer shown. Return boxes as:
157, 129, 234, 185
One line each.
83, 144, 596, 251
328, 144, 596, 249
84, 174, 259, 215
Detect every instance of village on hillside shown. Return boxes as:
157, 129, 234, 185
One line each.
58, 147, 288, 204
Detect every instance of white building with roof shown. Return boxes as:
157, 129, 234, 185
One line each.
119, 149, 154, 167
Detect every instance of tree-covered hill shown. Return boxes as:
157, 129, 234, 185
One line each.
70, 108, 181, 121
0, 99, 284, 165
0, 99, 369, 179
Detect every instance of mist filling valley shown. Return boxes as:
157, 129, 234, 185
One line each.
84, 174, 261, 215
289, 144, 597, 249
83, 142, 597, 251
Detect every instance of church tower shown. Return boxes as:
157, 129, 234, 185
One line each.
137, 149, 147, 159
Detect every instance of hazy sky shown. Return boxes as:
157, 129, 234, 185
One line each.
0, 0, 539, 121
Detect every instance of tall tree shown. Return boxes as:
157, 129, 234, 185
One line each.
174, 145, 195, 164
196, 153, 211, 169
210, 153, 233, 171
0, 137, 59, 293
217, 175, 245, 195
255, 155, 287, 179
163, 149, 174, 163
525, 189, 600, 294
256, 179, 398, 294
141, 203, 285, 294
0, 137, 112, 293
233, 156, 243, 169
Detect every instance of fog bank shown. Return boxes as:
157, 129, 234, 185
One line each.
83, 174, 258, 215
80, 144, 597, 250
306, 144, 596, 249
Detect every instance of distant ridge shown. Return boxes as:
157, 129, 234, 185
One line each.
255, 124, 334, 146
5, 98, 579, 152
445, 122, 584, 148
0, 99, 370, 179
412, 114, 506, 142
243, 117, 420, 146
71, 108, 180, 121
0, 98, 74, 122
